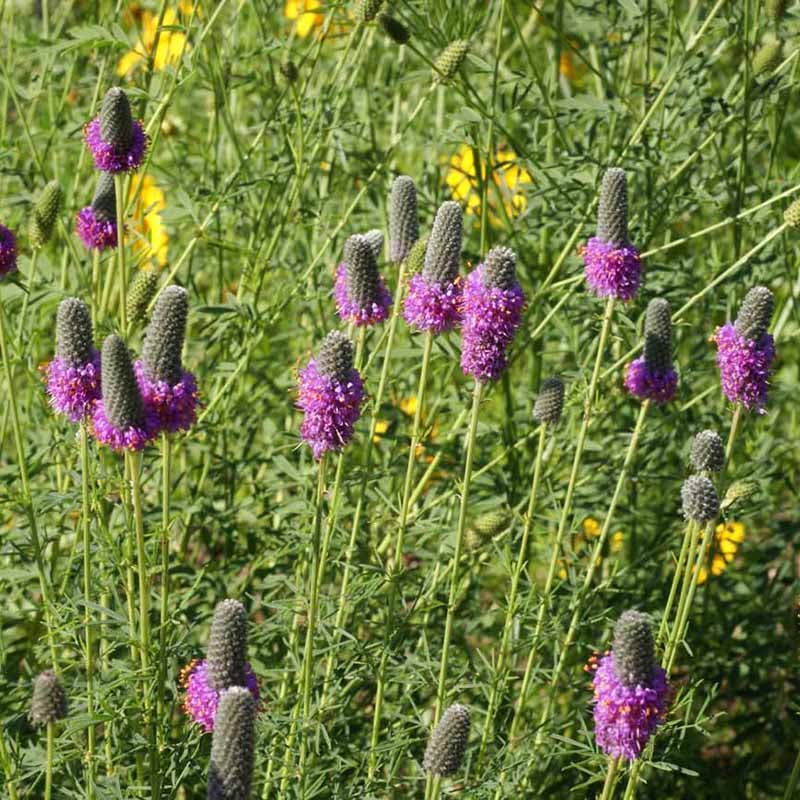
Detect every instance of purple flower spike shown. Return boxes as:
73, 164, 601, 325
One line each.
92, 401, 159, 451
624, 299, 677, 405
403, 273, 462, 333
591, 652, 668, 760
84, 117, 148, 174
333, 235, 392, 327
135, 361, 198, 433
460, 247, 524, 382
713, 323, 775, 412
76, 207, 118, 251
181, 659, 260, 733
46, 352, 101, 423
298, 331, 364, 459
582, 237, 641, 302
624, 358, 677, 406
0, 224, 17, 277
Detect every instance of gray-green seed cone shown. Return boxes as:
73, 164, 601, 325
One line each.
280, 60, 299, 84
472, 509, 510, 537
721, 479, 759, 512
433, 40, 469, 84
356, 0, 383, 23
100, 87, 134, 152
597, 167, 629, 246
423, 703, 470, 777
423, 201, 462, 287
56, 297, 94, 366
141, 286, 188, 385
690, 430, 725, 474
483, 245, 517, 290
533, 376, 565, 425
363, 229, 384, 262
681, 475, 719, 524
344, 234, 381, 309
31, 670, 67, 726
785, 198, 800, 228
208, 687, 256, 800
377, 12, 410, 44
126, 270, 160, 327
612, 610, 655, 689
91, 172, 117, 223
753, 37, 783, 76
29, 180, 62, 249
734, 286, 773, 341
207, 599, 248, 691
389, 175, 418, 263
101, 335, 145, 430
405, 237, 428, 275
642, 298, 672, 374
316, 331, 354, 382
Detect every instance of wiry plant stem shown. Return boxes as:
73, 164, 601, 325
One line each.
45, 721, 54, 800
114, 174, 128, 332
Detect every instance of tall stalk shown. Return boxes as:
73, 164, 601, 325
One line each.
114, 174, 128, 332
80, 426, 95, 799
44, 722, 54, 800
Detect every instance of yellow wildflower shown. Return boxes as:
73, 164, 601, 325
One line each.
128, 175, 168, 269
444, 144, 532, 226
610, 531, 624, 553
582, 517, 600, 538
372, 418, 390, 443
696, 521, 745, 585
284, 0, 324, 38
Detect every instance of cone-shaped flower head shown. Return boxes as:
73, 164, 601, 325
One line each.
591, 611, 668, 760
433, 40, 469, 83
207, 600, 248, 691
714, 286, 775, 412
0, 223, 17, 277
460, 246, 524, 382
364, 229, 384, 261
785, 198, 800, 229
690, 430, 725, 473
681, 475, 719, 524
46, 298, 101, 422
297, 331, 364, 459
583, 168, 641, 301
31, 671, 67, 726
404, 202, 463, 333
92, 335, 157, 450
389, 175, 418, 263
624, 298, 678, 405
406, 237, 427, 275
473, 509, 510, 537
84, 87, 148, 173
334, 234, 392, 326
378, 12, 410, 44
423, 704, 470, 777
126, 270, 160, 327
136, 285, 198, 433
29, 181, 62, 249
356, 0, 383, 22
76, 172, 118, 251
753, 36, 783, 76
207, 687, 256, 799
533, 376, 565, 425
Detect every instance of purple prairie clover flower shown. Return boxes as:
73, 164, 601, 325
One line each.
180, 659, 260, 733
297, 331, 364, 459
590, 652, 668, 760
0, 223, 17, 277
134, 361, 198, 433
460, 247, 524, 382
333, 234, 392, 326
46, 298, 101, 422
84, 87, 148, 173
624, 298, 678, 405
76, 172, 118, 252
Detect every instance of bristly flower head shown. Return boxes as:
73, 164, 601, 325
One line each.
0, 223, 17, 277
208, 687, 257, 799
713, 286, 775, 412
690, 430, 725, 474
76, 172, 118, 251
433, 40, 469, 83
356, 0, 383, 23
92, 335, 158, 450
582, 168, 641, 301
404, 201, 463, 333
136, 286, 198, 433
389, 175, 418, 263
364, 229, 384, 261
334, 234, 392, 326
423, 704, 470, 777
533, 376, 565, 425
46, 298, 101, 422
591, 611, 668, 760
681, 475, 719, 524
31, 670, 67, 726
84, 87, 148, 173
460, 246, 524, 382
182, 664, 259, 734
126, 270, 160, 327
29, 181, 62, 249
378, 11, 410, 44
753, 36, 783, 76
297, 331, 364, 459
624, 298, 678, 405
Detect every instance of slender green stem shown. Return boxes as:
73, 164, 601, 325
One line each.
15, 249, 39, 340
784, 744, 800, 800
425, 380, 483, 800
156, 433, 172, 794
114, 174, 128, 333
91, 249, 101, 322
599, 757, 621, 800
80, 426, 95, 800
477, 423, 547, 769
0, 724, 19, 800
45, 722, 54, 800
656, 520, 696, 646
